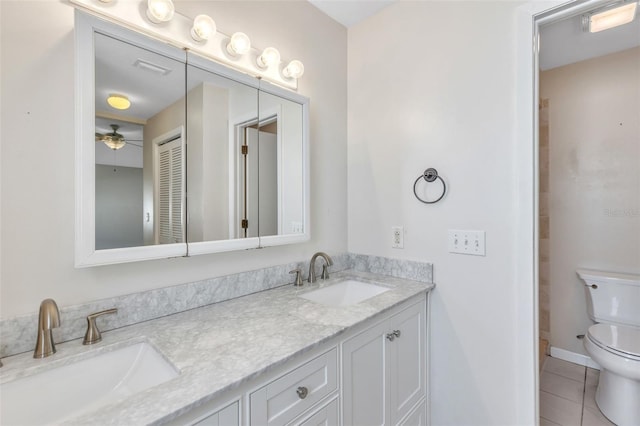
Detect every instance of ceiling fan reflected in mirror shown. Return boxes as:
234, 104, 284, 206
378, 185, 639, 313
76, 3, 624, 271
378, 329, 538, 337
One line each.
95, 124, 143, 150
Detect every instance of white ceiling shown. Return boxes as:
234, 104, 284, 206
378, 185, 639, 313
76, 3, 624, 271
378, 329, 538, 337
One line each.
539, 10, 640, 70
308, 0, 394, 27
307, 0, 639, 69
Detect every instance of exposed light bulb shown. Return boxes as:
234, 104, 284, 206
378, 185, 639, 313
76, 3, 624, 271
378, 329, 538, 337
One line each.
257, 47, 281, 68
107, 94, 131, 110
283, 60, 304, 79
146, 0, 175, 24
226, 32, 251, 56
191, 14, 216, 42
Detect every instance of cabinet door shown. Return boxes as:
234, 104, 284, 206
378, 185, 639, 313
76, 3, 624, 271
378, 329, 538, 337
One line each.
398, 399, 426, 426
295, 398, 339, 426
388, 301, 426, 425
191, 401, 239, 426
342, 320, 389, 426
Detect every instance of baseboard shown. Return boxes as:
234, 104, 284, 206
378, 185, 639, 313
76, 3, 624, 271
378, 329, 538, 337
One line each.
550, 346, 601, 370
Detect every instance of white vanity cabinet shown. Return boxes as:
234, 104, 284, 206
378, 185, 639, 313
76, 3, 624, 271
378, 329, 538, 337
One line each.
164, 293, 428, 426
342, 298, 427, 426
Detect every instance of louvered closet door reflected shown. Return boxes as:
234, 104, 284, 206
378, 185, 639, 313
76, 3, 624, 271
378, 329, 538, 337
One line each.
157, 137, 184, 244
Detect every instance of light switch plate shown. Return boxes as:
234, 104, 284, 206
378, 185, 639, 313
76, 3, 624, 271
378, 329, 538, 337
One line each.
448, 230, 486, 256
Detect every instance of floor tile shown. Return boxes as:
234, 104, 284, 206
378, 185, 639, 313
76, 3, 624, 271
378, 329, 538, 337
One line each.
582, 405, 615, 426
540, 370, 585, 403
583, 377, 598, 411
543, 356, 586, 382
540, 390, 583, 425
540, 416, 562, 426
586, 368, 599, 386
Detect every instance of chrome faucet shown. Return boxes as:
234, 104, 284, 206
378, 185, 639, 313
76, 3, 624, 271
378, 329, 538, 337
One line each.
34, 298, 60, 359
308, 252, 334, 283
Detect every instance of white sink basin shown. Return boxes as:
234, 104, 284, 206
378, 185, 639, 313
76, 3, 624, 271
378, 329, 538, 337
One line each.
300, 279, 390, 307
1, 342, 178, 425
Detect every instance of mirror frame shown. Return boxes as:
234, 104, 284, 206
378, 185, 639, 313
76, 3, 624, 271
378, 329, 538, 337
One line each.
75, 11, 310, 267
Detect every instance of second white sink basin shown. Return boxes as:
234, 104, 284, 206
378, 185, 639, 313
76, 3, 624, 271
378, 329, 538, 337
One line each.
300, 279, 390, 307
1, 341, 178, 425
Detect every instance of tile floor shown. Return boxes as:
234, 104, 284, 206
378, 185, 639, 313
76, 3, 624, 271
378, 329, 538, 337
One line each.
540, 356, 615, 426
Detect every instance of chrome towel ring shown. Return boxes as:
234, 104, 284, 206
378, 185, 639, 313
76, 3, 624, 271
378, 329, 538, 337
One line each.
413, 168, 446, 204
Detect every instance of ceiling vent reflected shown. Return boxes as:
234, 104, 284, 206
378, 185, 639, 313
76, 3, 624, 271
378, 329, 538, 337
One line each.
133, 59, 172, 75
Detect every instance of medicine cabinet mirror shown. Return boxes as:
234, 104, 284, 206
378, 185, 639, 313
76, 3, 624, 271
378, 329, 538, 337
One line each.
75, 11, 309, 266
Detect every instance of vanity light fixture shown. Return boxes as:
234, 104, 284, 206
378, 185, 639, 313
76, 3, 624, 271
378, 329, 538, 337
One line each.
69, 0, 305, 89
226, 32, 251, 56
586, 1, 638, 32
106, 94, 131, 110
257, 47, 281, 69
190, 14, 216, 42
282, 60, 305, 79
146, 0, 175, 24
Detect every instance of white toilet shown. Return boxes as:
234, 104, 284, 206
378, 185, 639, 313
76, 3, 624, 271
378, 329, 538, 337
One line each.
577, 269, 640, 426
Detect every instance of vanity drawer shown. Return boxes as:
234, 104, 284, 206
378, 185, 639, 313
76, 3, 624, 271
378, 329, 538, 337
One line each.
249, 347, 338, 426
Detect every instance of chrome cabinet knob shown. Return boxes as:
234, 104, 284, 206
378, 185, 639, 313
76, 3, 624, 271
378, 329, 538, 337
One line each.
296, 386, 309, 399
386, 332, 395, 341
393, 329, 401, 338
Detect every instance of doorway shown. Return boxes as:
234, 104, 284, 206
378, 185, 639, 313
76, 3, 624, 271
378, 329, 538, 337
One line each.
518, 0, 640, 424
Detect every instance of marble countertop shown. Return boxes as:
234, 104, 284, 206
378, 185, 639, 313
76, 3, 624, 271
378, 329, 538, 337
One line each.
0, 270, 434, 425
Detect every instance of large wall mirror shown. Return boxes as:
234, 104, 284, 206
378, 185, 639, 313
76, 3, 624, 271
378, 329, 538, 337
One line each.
76, 11, 309, 266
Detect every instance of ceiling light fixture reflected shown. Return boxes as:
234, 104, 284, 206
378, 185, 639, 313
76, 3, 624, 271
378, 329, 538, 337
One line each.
191, 14, 216, 42
146, 0, 175, 24
226, 32, 251, 56
282, 60, 305, 79
587, 1, 638, 32
257, 47, 281, 68
106, 94, 130, 110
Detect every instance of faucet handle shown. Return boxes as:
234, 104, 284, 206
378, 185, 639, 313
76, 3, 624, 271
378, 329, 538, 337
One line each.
290, 269, 303, 286
83, 308, 117, 345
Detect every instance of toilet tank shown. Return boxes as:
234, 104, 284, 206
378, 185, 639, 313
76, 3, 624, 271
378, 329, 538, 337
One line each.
577, 269, 640, 327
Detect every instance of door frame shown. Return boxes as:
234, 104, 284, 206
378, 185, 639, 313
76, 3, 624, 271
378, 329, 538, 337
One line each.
515, 0, 612, 422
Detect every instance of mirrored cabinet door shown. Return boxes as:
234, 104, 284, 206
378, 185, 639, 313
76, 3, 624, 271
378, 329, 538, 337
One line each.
257, 89, 305, 238
94, 32, 187, 250
184, 59, 259, 244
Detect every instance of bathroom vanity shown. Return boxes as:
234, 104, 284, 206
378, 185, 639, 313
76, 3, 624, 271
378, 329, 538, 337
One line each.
0, 271, 433, 425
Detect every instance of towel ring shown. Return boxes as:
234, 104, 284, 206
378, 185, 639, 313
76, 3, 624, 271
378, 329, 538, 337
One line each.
413, 168, 446, 204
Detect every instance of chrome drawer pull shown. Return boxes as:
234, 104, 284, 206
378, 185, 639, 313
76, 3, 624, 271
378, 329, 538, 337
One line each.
296, 386, 308, 399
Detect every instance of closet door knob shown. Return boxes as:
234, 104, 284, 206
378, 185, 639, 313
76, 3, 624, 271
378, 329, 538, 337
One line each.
296, 386, 308, 399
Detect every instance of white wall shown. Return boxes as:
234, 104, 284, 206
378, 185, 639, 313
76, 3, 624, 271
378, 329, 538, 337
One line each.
348, 2, 524, 424
95, 165, 143, 249
0, 0, 347, 318
541, 47, 640, 356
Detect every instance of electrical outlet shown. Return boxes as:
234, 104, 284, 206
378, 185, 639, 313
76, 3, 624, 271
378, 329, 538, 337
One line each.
448, 229, 486, 256
392, 226, 404, 249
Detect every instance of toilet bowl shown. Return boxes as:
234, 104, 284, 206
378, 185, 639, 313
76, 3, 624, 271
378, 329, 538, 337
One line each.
584, 324, 640, 426
577, 269, 640, 426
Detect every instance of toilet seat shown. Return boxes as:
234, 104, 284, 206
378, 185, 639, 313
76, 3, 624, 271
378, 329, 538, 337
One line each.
587, 323, 640, 361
